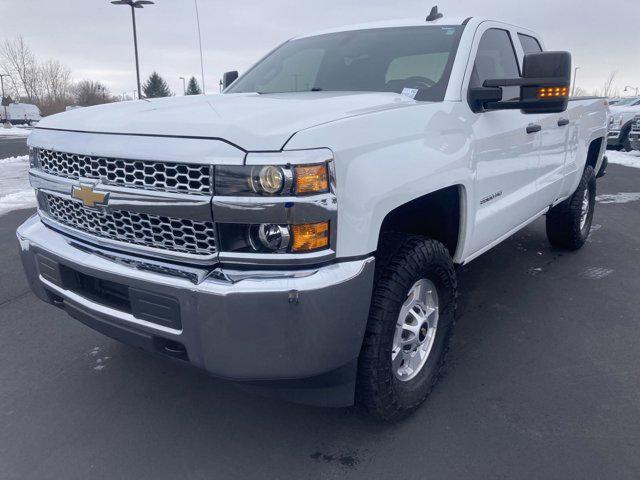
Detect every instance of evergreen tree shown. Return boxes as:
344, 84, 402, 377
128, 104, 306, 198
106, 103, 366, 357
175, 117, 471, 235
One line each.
185, 76, 202, 95
142, 72, 172, 98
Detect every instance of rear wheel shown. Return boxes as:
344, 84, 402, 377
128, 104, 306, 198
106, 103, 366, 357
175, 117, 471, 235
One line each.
357, 234, 457, 422
546, 166, 596, 250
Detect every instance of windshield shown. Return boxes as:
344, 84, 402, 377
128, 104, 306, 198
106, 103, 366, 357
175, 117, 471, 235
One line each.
227, 26, 464, 102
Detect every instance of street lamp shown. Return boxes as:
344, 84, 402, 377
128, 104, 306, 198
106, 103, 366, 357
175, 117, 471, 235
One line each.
179, 76, 186, 95
194, 0, 206, 94
571, 66, 580, 97
624, 86, 639, 96
111, 0, 154, 100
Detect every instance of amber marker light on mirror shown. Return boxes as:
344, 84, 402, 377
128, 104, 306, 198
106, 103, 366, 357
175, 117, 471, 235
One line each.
538, 86, 568, 99
292, 221, 330, 252
294, 164, 329, 195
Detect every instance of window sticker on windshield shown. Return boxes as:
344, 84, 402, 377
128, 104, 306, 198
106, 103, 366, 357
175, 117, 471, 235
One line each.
442, 27, 456, 35
401, 88, 419, 99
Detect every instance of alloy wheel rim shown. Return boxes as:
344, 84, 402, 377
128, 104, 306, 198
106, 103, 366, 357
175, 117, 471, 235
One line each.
580, 188, 590, 230
392, 279, 439, 382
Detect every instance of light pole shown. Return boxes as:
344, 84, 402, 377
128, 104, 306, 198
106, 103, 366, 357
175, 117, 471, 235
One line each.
179, 76, 186, 95
111, 0, 154, 99
571, 66, 580, 97
624, 86, 639, 96
194, 0, 206, 94
0, 73, 10, 126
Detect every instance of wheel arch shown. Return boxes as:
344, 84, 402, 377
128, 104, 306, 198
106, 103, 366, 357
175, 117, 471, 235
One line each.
585, 136, 606, 174
376, 185, 467, 263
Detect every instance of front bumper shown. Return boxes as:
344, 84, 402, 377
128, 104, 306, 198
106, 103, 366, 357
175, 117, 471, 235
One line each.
17, 215, 375, 406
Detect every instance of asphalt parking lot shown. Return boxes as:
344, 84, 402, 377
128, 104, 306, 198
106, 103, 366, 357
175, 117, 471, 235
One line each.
1, 137, 640, 479
0, 135, 30, 158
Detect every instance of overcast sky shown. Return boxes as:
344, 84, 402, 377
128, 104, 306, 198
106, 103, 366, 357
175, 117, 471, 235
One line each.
1, 0, 638, 97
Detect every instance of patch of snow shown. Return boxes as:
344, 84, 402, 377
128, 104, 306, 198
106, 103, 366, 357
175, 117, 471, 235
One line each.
0, 154, 28, 165
0, 190, 36, 216
596, 193, 640, 204
0, 155, 35, 216
0, 126, 32, 137
606, 151, 640, 169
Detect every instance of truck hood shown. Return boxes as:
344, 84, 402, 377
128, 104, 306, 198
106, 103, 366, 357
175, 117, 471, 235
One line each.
36, 92, 420, 151
610, 105, 640, 115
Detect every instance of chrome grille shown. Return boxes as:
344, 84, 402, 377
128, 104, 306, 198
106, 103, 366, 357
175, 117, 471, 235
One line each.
43, 194, 216, 256
37, 149, 212, 195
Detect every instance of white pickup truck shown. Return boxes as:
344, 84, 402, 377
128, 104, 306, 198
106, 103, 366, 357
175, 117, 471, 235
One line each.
17, 14, 608, 421
607, 97, 640, 151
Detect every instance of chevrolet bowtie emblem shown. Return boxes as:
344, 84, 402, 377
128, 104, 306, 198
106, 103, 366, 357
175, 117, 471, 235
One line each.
72, 184, 109, 208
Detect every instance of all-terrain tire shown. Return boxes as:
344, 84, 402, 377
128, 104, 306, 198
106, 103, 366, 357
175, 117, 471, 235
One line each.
546, 165, 596, 250
357, 234, 457, 422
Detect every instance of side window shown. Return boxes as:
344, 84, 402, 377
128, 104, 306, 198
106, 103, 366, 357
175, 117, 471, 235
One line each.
518, 34, 543, 55
471, 29, 521, 101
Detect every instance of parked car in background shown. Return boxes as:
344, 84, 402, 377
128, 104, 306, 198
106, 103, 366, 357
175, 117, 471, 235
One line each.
607, 97, 640, 150
629, 115, 640, 150
0, 98, 42, 125
18, 15, 608, 421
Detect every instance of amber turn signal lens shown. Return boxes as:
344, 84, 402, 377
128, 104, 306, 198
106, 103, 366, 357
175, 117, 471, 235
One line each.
294, 164, 329, 195
292, 221, 330, 252
538, 86, 568, 98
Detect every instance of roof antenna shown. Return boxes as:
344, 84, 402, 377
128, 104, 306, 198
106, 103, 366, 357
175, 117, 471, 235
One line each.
426, 6, 443, 22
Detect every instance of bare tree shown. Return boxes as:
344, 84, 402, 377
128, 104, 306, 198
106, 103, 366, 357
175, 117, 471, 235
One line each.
572, 86, 587, 97
0, 35, 39, 102
73, 80, 117, 107
38, 60, 74, 115
600, 71, 617, 98
0, 35, 120, 115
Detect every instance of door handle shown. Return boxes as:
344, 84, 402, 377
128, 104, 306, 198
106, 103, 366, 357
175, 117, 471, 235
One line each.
526, 124, 542, 134
557, 118, 570, 127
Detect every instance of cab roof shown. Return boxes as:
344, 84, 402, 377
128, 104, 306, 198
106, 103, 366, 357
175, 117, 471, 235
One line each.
294, 17, 473, 40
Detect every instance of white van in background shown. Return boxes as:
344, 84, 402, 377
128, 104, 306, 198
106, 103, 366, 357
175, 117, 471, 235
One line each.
0, 99, 42, 125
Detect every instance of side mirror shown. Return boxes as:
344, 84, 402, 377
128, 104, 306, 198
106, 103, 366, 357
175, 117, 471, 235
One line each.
469, 51, 572, 114
520, 51, 571, 114
222, 71, 239, 90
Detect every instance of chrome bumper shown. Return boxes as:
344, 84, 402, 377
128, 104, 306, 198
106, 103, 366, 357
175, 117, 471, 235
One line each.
17, 215, 375, 406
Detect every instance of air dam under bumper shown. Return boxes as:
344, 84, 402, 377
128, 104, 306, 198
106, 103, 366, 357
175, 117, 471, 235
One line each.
17, 215, 375, 407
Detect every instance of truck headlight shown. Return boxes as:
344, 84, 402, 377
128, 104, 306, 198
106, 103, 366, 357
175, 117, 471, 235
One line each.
215, 149, 333, 197
216, 163, 329, 196
249, 223, 291, 252
219, 221, 330, 253
253, 166, 286, 194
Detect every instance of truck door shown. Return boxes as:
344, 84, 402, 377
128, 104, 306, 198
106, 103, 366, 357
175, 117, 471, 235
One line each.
518, 33, 569, 209
467, 27, 543, 255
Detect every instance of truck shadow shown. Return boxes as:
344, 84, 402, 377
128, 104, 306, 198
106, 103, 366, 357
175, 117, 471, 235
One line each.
95, 214, 601, 473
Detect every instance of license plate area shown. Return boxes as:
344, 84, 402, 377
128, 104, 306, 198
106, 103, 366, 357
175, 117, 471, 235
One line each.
36, 254, 182, 331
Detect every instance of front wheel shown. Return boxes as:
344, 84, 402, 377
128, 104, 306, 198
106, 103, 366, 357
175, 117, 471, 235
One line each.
546, 165, 596, 250
357, 235, 457, 422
